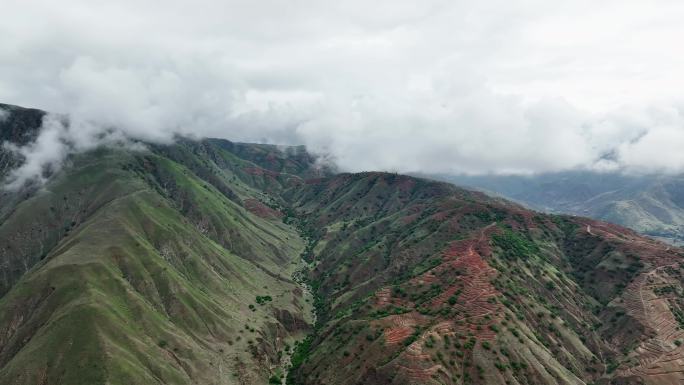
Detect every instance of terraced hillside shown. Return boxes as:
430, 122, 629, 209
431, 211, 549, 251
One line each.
283, 175, 684, 385
2, 102, 684, 385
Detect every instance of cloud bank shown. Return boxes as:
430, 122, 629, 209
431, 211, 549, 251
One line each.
2, 0, 684, 188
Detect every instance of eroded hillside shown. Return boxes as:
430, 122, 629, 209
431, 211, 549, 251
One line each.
281, 173, 684, 385
2, 103, 684, 385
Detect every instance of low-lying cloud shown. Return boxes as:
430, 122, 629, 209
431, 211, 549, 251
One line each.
1, 113, 147, 189
2, 0, 684, 189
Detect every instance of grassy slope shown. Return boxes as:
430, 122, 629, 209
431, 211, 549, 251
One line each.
0, 144, 313, 385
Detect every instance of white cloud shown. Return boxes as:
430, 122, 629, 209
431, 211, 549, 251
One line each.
2, 113, 147, 189
1, 0, 684, 186
3, 115, 71, 189
613, 106, 684, 173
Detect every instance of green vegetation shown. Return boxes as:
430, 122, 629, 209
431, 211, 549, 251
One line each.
404, 327, 424, 347
287, 336, 313, 384
492, 229, 540, 260
256, 295, 273, 305
654, 285, 676, 295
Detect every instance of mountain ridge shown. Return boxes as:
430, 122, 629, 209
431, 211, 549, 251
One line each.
438, 172, 684, 245
1, 103, 684, 385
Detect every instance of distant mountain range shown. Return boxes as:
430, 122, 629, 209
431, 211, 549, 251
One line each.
436, 172, 684, 245
3, 103, 684, 385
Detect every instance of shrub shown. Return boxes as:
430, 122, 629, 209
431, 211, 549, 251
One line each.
492, 229, 539, 260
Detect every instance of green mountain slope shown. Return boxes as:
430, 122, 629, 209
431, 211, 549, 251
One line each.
0, 105, 318, 384
2, 103, 684, 385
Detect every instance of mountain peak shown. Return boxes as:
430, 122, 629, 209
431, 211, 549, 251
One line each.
0, 102, 45, 145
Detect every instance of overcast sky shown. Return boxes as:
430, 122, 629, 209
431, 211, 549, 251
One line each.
2, 0, 684, 181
